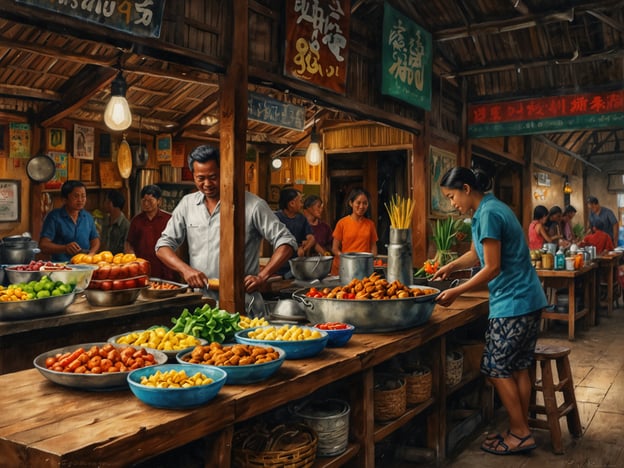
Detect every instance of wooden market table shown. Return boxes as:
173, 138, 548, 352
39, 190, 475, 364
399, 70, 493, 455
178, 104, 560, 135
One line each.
0, 291, 208, 374
536, 263, 597, 340
595, 252, 623, 317
0, 295, 489, 468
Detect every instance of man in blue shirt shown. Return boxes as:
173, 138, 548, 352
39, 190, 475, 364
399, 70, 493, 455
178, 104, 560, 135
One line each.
39, 180, 100, 262
587, 196, 619, 244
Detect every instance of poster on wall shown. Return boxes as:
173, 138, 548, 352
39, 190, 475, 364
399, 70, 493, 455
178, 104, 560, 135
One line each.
429, 146, 456, 217
157, 134, 172, 162
47, 128, 66, 151
44, 152, 68, 190
171, 142, 186, 168
73, 124, 94, 160
9, 123, 30, 158
0, 180, 20, 222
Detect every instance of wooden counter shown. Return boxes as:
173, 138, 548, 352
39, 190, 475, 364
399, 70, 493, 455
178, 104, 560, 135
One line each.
0, 292, 207, 374
0, 295, 489, 467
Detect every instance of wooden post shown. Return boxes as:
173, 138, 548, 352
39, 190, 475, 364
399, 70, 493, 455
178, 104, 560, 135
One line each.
219, 0, 248, 313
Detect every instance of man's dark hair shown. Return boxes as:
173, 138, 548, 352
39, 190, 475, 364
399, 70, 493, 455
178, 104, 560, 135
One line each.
188, 145, 219, 173
140, 184, 162, 199
106, 190, 125, 209
60, 180, 86, 198
278, 188, 301, 210
586, 196, 599, 205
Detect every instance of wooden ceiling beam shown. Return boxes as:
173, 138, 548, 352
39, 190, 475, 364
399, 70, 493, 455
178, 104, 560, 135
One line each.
173, 92, 221, 138
536, 135, 602, 171
0, 84, 60, 101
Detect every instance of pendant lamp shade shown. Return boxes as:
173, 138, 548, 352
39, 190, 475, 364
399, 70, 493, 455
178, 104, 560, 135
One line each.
104, 72, 132, 131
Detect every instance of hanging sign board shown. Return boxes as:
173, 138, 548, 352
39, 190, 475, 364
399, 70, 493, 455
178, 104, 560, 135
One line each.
381, 2, 433, 111
284, 0, 350, 95
468, 89, 624, 138
248, 92, 305, 131
15, 0, 166, 38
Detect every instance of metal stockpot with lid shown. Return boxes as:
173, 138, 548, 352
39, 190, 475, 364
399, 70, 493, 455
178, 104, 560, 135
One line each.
0, 234, 41, 265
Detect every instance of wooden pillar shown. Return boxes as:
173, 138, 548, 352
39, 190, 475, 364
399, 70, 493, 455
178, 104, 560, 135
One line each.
219, 0, 248, 313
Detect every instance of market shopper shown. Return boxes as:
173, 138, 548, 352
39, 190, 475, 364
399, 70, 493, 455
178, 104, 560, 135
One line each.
586, 196, 619, 244
39, 180, 100, 262
527, 205, 558, 250
331, 188, 378, 275
545, 205, 568, 247
155, 144, 297, 316
303, 195, 333, 255
579, 218, 614, 254
125, 184, 176, 281
560, 205, 579, 243
101, 189, 129, 255
432, 167, 547, 456
274, 188, 316, 277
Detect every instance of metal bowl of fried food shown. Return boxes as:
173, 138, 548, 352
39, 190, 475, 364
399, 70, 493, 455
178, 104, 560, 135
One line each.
292, 285, 440, 333
140, 278, 188, 300
0, 291, 77, 321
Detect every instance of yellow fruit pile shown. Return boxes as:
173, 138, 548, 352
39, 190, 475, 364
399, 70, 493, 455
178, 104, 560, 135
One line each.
70, 251, 138, 265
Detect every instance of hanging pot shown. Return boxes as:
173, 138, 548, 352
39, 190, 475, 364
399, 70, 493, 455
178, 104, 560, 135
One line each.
26, 154, 56, 183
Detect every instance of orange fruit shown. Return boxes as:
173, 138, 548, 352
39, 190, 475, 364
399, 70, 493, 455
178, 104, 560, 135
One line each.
113, 253, 124, 264
83, 255, 94, 264
100, 251, 113, 263
92, 253, 102, 264
71, 253, 85, 264
122, 253, 136, 263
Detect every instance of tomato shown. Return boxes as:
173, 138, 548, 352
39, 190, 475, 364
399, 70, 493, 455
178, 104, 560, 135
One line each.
123, 278, 137, 289
136, 275, 148, 287
119, 263, 131, 279
100, 280, 113, 291
109, 265, 121, 279
136, 259, 151, 276
316, 322, 349, 330
126, 261, 140, 277
112, 279, 125, 290
96, 264, 111, 280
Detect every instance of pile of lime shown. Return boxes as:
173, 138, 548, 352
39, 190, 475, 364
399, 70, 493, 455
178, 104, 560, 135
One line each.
3, 276, 75, 301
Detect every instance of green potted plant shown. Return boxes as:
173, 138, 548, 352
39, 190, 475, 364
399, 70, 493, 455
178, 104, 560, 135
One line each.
415, 216, 462, 278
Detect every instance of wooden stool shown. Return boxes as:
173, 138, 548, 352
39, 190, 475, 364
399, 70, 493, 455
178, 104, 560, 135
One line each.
529, 344, 582, 454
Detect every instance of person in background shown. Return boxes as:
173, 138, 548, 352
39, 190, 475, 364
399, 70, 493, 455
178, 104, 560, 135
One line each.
274, 188, 316, 278
303, 195, 333, 256
560, 205, 578, 243
579, 218, 614, 255
545, 206, 567, 247
101, 190, 129, 255
155, 145, 297, 316
331, 188, 378, 275
527, 205, 557, 250
125, 184, 175, 281
587, 196, 619, 244
39, 180, 100, 262
432, 167, 546, 456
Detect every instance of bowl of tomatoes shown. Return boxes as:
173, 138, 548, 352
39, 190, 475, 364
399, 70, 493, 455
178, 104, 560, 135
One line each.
314, 322, 355, 347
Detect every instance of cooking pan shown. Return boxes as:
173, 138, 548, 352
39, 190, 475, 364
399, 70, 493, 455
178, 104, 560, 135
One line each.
26, 154, 56, 183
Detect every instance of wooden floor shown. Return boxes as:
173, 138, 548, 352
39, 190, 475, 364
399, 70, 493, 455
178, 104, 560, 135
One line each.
440, 304, 624, 468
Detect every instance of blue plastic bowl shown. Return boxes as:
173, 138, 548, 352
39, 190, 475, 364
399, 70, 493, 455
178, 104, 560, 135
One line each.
313, 323, 355, 347
127, 364, 227, 409
176, 344, 286, 385
234, 326, 328, 360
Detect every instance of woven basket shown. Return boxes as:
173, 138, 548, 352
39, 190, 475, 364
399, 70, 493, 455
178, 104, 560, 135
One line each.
404, 367, 432, 404
446, 351, 464, 387
374, 374, 406, 422
232, 423, 318, 468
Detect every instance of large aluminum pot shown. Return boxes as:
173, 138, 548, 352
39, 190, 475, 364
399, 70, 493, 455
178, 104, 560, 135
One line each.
292, 286, 440, 332
339, 252, 373, 285
0, 240, 40, 265
289, 256, 333, 281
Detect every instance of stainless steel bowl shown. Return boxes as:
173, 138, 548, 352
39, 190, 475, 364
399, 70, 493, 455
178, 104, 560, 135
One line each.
140, 278, 188, 300
5, 264, 96, 292
292, 285, 439, 332
84, 287, 146, 307
289, 256, 333, 281
33, 342, 168, 390
0, 291, 76, 320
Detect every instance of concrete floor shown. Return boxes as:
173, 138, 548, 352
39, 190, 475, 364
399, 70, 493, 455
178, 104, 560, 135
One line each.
442, 305, 624, 468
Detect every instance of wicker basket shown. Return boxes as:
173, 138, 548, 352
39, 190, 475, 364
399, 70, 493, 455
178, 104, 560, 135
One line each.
404, 367, 432, 404
232, 422, 318, 468
446, 351, 464, 387
374, 373, 406, 422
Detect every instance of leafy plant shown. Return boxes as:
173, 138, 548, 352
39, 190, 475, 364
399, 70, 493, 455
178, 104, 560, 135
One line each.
431, 216, 461, 252
572, 223, 585, 239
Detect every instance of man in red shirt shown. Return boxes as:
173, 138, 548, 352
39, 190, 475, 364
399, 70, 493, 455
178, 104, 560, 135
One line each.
580, 219, 614, 254
125, 185, 176, 280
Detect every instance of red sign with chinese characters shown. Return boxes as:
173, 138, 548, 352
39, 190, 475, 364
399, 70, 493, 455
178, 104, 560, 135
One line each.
284, 0, 350, 95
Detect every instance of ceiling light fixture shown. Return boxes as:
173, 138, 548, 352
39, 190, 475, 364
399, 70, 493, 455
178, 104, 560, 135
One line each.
104, 66, 132, 131
271, 157, 283, 170
305, 117, 322, 167
563, 179, 573, 194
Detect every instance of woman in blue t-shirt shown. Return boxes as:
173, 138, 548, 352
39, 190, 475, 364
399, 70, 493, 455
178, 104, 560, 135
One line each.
432, 167, 547, 456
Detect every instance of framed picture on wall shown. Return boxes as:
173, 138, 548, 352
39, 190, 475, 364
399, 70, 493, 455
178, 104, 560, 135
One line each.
0, 179, 21, 222
47, 128, 66, 151
429, 146, 457, 217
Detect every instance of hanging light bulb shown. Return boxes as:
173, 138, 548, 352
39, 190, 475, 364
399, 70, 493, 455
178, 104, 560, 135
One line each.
104, 72, 132, 131
305, 122, 322, 166
563, 179, 573, 194
271, 157, 283, 170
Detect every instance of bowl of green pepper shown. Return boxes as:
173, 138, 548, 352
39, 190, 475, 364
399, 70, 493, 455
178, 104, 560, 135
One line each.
170, 303, 241, 343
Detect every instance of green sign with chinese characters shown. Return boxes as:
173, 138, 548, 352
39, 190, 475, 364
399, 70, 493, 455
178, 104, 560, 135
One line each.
381, 2, 432, 111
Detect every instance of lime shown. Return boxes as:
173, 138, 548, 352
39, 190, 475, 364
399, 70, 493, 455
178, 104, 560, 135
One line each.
51, 289, 63, 297
36, 290, 51, 299
59, 284, 72, 294
33, 282, 44, 292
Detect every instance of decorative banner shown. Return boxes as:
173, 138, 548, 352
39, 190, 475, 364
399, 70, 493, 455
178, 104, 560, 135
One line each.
9, 123, 30, 158
73, 124, 94, 160
248, 92, 305, 131
156, 134, 172, 162
284, 0, 350, 94
47, 128, 66, 151
44, 152, 68, 190
382, 2, 432, 111
171, 142, 186, 168
15, 0, 166, 38
430, 146, 456, 217
468, 90, 624, 137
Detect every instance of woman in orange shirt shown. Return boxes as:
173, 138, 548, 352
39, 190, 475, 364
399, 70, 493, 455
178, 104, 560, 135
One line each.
331, 188, 378, 274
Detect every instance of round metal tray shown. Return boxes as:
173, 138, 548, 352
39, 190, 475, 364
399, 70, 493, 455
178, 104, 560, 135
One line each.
140, 278, 188, 299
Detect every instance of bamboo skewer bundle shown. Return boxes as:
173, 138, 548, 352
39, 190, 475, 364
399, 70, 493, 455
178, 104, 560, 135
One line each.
385, 194, 414, 229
